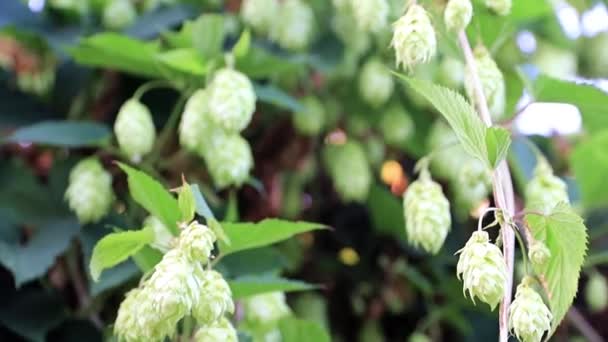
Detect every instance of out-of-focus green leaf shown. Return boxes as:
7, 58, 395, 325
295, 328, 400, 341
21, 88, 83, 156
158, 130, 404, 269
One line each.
232, 29, 251, 59
279, 317, 331, 342
177, 181, 196, 223
192, 14, 224, 60
485, 126, 511, 168
366, 184, 404, 239
90, 261, 139, 297
132, 245, 163, 273
571, 130, 608, 210
191, 184, 216, 220
236, 45, 302, 79
156, 48, 208, 76
125, 4, 195, 39
2, 121, 111, 147
217, 247, 285, 278
229, 276, 317, 299
163, 20, 195, 48
254, 83, 304, 112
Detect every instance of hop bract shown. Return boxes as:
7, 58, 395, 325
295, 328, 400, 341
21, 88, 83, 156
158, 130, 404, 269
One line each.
144, 215, 174, 252
179, 89, 213, 152
464, 45, 505, 120
391, 4, 437, 71
271, 0, 315, 51
525, 158, 569, 214
243, 292, 291, 329
444, 0, 473, 32
403, 173, 451, 254
114, 99, 156, 162
65, 158, 114, 224
207, 68, 256, 132
351, 0, 389, 33
585, 272, 608, 312
203, 134, 254, 189
177, 221, 217, 263
103, 0, 136, 30
193, 270, 235, 324
323, 141, 372, 202
484, 0, 511, 16
240, 0, 279, 35
359, 58, 394, 108
114, 288, 150, 342
194, 317, 238, 342
509, 277, 552, 342
528, 240, 551, 267
456, 231, 506, 310
293, 96, 326, 136
379, 104, 414, 147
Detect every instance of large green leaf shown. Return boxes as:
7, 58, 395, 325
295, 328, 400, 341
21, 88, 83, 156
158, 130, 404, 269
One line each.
89, 228, 154, 281
191, 14, 224, 60
571, 130, 608, 210
485, 126, 512, 168
156, 48, 208, 76
229, 276, 317, 299
279, 317, 331, 342
366, 184, 404, 239
254, 84, 304, 112
219, 219, 326, 255
236, 45, 302, 79
2, 121, 111, 147
525, 203, 588, 336
117, 163, 180, 235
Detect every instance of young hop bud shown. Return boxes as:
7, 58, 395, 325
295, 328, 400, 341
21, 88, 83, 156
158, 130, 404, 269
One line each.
509, 277, 552, 342
193, 270, 235, 324
114, 99, 156, 163
203, 134, 253, 189
444, 0, 473, 32
293, 96, 326, 136
243, 292, 291, 329
359, 58, 394, 108
379, 104, 414, 148
102, 0, 136, 30
323, 141, 372, 202
179, 89, 213, 152
391, 4, 437, 71
240, 0, 279, 35
525, 158, 569, 214
208, 69, 256, 132
352, 0, 389, 33
177, 221, 217, 263
194, 317, 238, 342
65, 158, 114, 224
144, 215, 174, 252
464, 45, 506, 120
403, 173, 451, 254
484, 0, 511, 16
585, 272, 608, 313
528, 240, 551, 267
271, 0, 315, 51
457, 231, 507, 310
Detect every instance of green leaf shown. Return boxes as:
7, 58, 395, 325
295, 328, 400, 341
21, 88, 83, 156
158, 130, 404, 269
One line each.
132, 245, 163, 272
236, 45, 302, 79
156, 48, 208, 76
70, 33, 162, 78
229, 276, 317, 299
177, 181, 196, 223
232, 29, 251, 59
89, 227, 154, 281
279, 317, 331, 342
208, 218, 231, 246
366, 184, 404, 239
192, 14, 225, 60
254, 83, 304, 112
117, 163, 180, 235
191, 184, 216, 220
571, 130, 608, 210
219, 219, 326, 255
525, 203, 588, 336
2, 121, 111, 147
485, 126, 511, 168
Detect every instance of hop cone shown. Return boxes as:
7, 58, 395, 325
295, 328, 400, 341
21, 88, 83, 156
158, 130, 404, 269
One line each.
444, 0, 473, 32
364, 135, 386, 167
351, 0, 389, 33
525, 158, 568, 214
509, 277, 552, 342
179, 89, 213, 152
456, 231, 506, 310
464, 45, 505, 120
177, 221, 217, 263
403, 173, 451, 254
194, 317, 238, 342
208, 69, 256, 132
192, 270, 234, 324
427, 120, 468, 180
243, 292, 291, 329
379, 104, 414, 147
391, 4, 437, 71
332, 3, 370, 55
437, 57, 465, 89
65, 158, 114, 224
453, 158, 492, 217
528, 240, 551, 267
240, 0, 279, 35
271, 0, 315, 51
484, 0, 511, 16
114, 99, 156, 162
359, 58, 394, 108
293, 96, 326, 136
144, 215, 174, 252
203, 134, 253, 189
585, 272, 608, 312
103, 0, 136, 30
324, 141, 372, 202
533, 43, 577, 79
114, 288, 151, 342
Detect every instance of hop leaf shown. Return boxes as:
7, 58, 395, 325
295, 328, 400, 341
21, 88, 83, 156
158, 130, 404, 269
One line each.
379, 104, 414, 147
484, 0, 511, 16
271, 0, 315, 51
143, 215, 175, 252
403, 173, 451, 254
243, 292, 291, 330
293, 96, 326, 136
444, 0, 473, 32
525, 158, 569, 214
391, 4, 437, 71
203, 134, 254, 189
323, 141, 372, 202
464, 45, 505, 120
456, 231, 506, 310
65, 158, 114, 224
208, 69, 256, 132
179, 89, 214, 152
528, 240, 551, 267
359, 58, 394, 108
351, 0, 389, 34
102, 0, 136, 30
193, 270, 235, 325
114, 99, 156, 163
509, 277, 552, 342
177, 221, 217, 263
240, 0, 280, 35
585, 272, 608, 313
194, 317, 238, 342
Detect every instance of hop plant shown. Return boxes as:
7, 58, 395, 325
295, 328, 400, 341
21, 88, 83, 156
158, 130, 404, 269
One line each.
351, 0, 389, 34
323, 141, 372, 202
528, 240, 551, 267
525, 158, 569, 214
207, 68, 256, 132
332, 4, 370, 55
509, 277, 552, 342
379, 104, 414, 147
192, 270, 235, 324
444, 0, 473, 32
484, 0, 511, 16
114, 288, 150, 342
240, 0, 279, 35
533, 42, 577, 79
144, 215, 174, 252
194, 317, 238, 342
203, 134, 254, 189
293, 96, 326, 136
403, 171, 451, 254
177, 221, 217, 263
437, 57, 465, 89
585, 272, 608, 312
271, 0, 315, 51
456, 231, 507, 310
359, 58, 394, 108
114, 99, 156, 163
243, 292, 291, 329
102, 0, 136, 30
453, 158, 492, 217
583, 33, 608, 77
464, 45, 505, 120
65, 158, 114, 224
391, 3, 437, 71
427, 120, 468, 181
179, 89, 213, 152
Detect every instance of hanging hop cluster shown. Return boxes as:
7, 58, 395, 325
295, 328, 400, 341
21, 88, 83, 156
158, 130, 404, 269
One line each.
65, 158, 114, 224
114, 99, 156, 163
323, 141, 372, 203
484, 0, 512, 16
527, 240, 551, 267
379, 104, 414, 147
403, 172, 451, 254
444, 0, 473, 32
585, 272, 608, 313
456, 231, 507, 310
293, 96, 326, 136
509, 277, 552, 342
194, 317, 238, 342
525, 158, 569, 214
464, 45, 505, 120
242, 292, 291, 335
271, 0, 315, 51
240, 0, 279, 35
207, 68, 256, 133
351, 0, 389, 34
391, 3, 437, 71
203, 134, 254, 189
103, 0, 136, 30
179, 89, 213, 152
359, 58, 395, 108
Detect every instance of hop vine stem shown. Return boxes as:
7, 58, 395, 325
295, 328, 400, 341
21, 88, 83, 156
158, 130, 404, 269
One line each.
457, 31, 516, 342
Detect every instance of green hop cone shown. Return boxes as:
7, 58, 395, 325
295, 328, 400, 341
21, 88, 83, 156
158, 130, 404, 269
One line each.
437, 57, 465, 89
533, 42, 577, 79
144, 215, 174, 252
65, 158, 114, 224
192, 270, 235, 324
464, 45, 505, 121
427, 120, 467, 180
114, 288, 150, 342
527, 240, 551, 267
453, 158, 492, 218
391, 3, 437, 71
177, 221, 217, 263
351, 0, 389, 34
364, 135, 386, 167
114, 99, 156, 163
102, 0, 136, 30
203, 134, 253, 189
484, 0, 511, 16
509, 277, 552, 342
379, 104, 414, 148
332, 3, 370, 55
444, 0, 473, 32
271, 0, 315, 51
194, 317, 238, 342
456, 231, 506, 310
585, 272, 608, 313
293, 96, 326, 136
403, 172, 451, 254
359, 58, 394, 108
525, 158, 569, 214
240, 0, 279, 35
208, 68, 256, 132
243, 292, 291, 330
323, 141, 372, 202
179, 89, 213, 152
